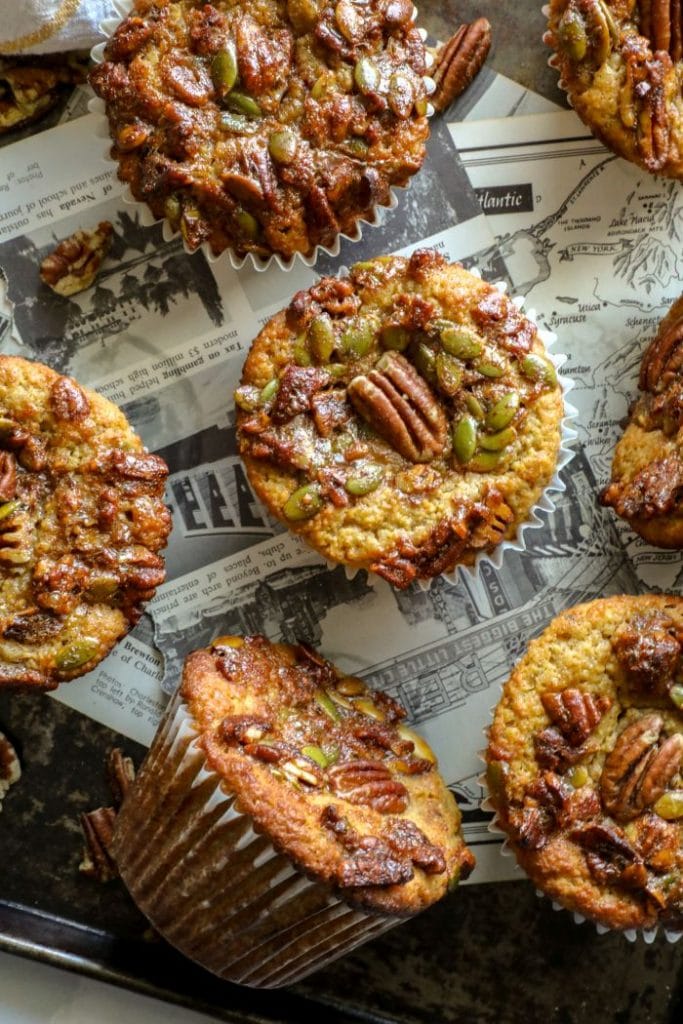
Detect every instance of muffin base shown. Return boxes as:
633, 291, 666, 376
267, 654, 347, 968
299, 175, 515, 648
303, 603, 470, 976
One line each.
113, 691, 400, 988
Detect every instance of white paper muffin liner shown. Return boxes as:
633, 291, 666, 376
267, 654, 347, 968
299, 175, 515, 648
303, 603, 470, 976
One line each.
281, 273, 577, 592
478, 709, 682, 945
89, 0, 436, 273
112, 688, 401, 988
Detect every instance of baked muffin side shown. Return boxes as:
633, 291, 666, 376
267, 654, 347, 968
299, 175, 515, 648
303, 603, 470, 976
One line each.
90, 0, 430, 261
237, 249, 564, 587
487, 595, 683, 932
0, 355, 171, 689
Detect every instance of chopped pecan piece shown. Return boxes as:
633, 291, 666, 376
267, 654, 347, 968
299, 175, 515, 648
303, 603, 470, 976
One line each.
220, 714, 272, 744
79, 806, 118, 882
329, 760, 409, 813
600, 715, 683, 822
472, 289, 535, 356
430, 18, 492, 113
640, 311, 683, 393
0, 452, 16, 503
3, 610, 64, 645
40, 222, 113, 298
621, 39, 672, 173
382, 818, 446, 874
310, 390, 350, 437
533, 726, 583, 772
570, 821, 642, 888
339, 835, 415, 887
633, 811, 680, 873
601, 454, 683, 520
100, 449, 169, 483
0, 730, 21, 808
611, 611, 682, 697
50, 376, 91, 423
541, 688, 611, 747
270, 366, 332, 425
348, 352, 447, 463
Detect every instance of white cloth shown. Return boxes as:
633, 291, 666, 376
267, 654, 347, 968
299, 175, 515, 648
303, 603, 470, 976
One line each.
0, 0, 118, 56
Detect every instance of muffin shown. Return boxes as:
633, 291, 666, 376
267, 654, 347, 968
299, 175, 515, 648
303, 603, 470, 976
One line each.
112, 635, 474, 987
601, 295, 683, 545
546, 1, 683, 177
486, 595, 683, 932
0, 356, 171, 690
89, 0, 430, 262
236, 249, 564, 589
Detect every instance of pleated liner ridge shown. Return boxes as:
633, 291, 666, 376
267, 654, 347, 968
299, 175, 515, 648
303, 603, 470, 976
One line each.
112, 692, 400, 988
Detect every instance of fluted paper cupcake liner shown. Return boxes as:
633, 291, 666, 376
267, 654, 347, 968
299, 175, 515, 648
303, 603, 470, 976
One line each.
89, 0, 436, 273
112, 689, 400, 988
477, 727, 683, 944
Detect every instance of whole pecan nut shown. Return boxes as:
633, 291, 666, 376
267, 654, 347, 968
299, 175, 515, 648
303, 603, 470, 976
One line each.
347, 352, 447, 463
600, 714, 683, 821
430, 18, 492, 113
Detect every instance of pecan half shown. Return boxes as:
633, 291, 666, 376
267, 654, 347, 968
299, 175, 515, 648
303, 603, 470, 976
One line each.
106, 748, 136, 808
541, 688, 611, 747
40, 222, 113, 297
270, 366, 332, 426
640, 309, 683, 393
570, 821, 641, 888
0, 506, 32, 566
601, 453, 683, 520
611, 612, 682, 697
430, 19, 492, 113
329, 759, 409, 813
0, 730, 21, 808
50, 376, 91, 423
348, 352, 447, 463
79, 806, 118, 882
620, 41, 672, 173
0, 452, 16, 503
600, 715, 683, 821
638, 0, 683, 61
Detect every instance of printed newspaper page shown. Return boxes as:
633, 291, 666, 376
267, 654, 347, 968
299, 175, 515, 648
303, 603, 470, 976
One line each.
0, 106, 532, 879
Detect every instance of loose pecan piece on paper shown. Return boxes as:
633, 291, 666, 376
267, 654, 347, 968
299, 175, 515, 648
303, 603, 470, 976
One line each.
40, 221, 114, 297
430, 18, 492, 113
600, 714, 683, 822
347, 352, 447, 463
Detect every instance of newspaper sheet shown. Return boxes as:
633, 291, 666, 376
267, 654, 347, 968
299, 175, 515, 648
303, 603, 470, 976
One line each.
0, 100, 530, 878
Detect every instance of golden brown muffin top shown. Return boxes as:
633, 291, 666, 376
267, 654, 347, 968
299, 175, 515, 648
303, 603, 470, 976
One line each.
181, 634, 474, 914
237, 249, 563, 587
547, 1, 683, 177
0, 355, 170, 690
601, 295, 683, 546
89, 0, 429, 260
487, 595, 683, 931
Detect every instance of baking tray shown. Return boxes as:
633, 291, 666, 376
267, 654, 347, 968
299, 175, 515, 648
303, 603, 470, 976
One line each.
1, 2, 683, 1022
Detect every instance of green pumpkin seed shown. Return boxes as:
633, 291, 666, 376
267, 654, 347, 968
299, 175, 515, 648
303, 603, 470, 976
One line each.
467, 450, 506, 472
301, 744, 329, 768
345, 462, 384, 496
599, 0, 620, 42
163, 194, 181, 225
293, 334, 312, 366
464, 393, 486, 421
452, 415, 477, 464
260, 378, 279, 403
476, 357, 506, 378
355, 697, 384, 720
380, 324, 410, 351
341, 317, 376, 357
397, 724, 436, 763
486, 760, 508, 805
346, 137, 369, 157
311, 72, 333, 100
268, 129, 297, 164
436, 352, 463, 396
486, 392, 520, 432
414, 95, 428, 117
0, 500, 19, 521
308, 314, 336, 363
287, 0, 320, 32
653, 791, 683, 820
235, 208, 260, 240
315, 688, 341, 721
388, 71, 414, 117
447, 868, 461, 892
414, 342, 437, 382
558, 8, 588, 61
211, 45, 238, 98
479, 426, 517, 452
55, 638, 100, 673
670, 683, 683, 709
324, 363, 347, 378
283, 483, 323, 521
337, 676, 365, 696
219, 111, 259, 134
354, 57, 380, 95
570, 765, 589, 788
87, 575, 120, 601
227, 92, 262, 119
520, 353, 558, 388
440, 325, 482, 360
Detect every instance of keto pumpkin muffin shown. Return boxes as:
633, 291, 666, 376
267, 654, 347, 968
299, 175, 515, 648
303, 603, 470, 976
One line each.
112, 635, 474, 987
486, 595, 683, 932
601, 295, 683, 545
0, 356, 171, 690
236, 249, 564, 588
546, 0, 683, 177
89, 0, 430, 262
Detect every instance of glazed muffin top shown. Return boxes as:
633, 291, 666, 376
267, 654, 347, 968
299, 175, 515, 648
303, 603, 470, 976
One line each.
602, 295, 683, 546
0, 356, 170, 690
546, 1, 683, 177
182, 634, 474, 914
90, 0, 430, 261
487, 595, 683, 931
236, 249, 563, 588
